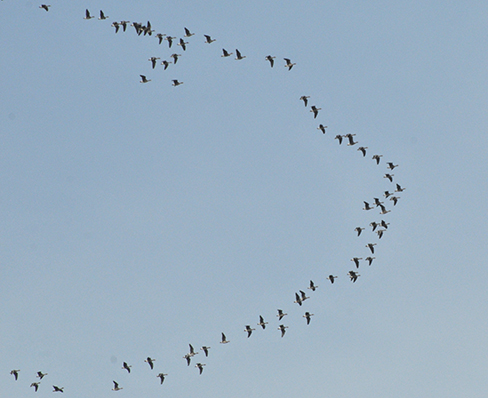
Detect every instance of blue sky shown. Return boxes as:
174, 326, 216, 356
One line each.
2, 1, 488, 397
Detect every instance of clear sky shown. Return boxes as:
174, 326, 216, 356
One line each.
1, 1, 488, 397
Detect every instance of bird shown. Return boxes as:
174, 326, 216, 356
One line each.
379, 204, 391, 215
10, 370, 19, 380
372, 154, 383, 164
184, 27, 195, 37
351, 257, 362, 268
204, 34, 216, 44
380, 220, 390, 229
144, 357, 155, 369
376, 229, 386, 239
310, 105, 321, 119
387, 162, 398, 170
170, 53, 181, 64
188, 344, 198, 357
112, 381, 123, 391
149, 57, 160, 69
220, 332, 230, 344
184, 354, 192, 366
257, 315, 268, 329
139, 75, 151, 83
345, 133, 357, 146
122, 362, 132, 373
235, 49, 246, 60
395, 184, 405, 192
366, 243, 377, 254
370, 221, 379, 231
166, 36, 176, 48
358, 146, 368, 156
384, 173, 394, 182
30, 382, 40, 392
363, 201, 374, 211
195, 363, 206, 374
201, 346, 210, 357
355, 227, 365, 236
265, 55, 276, 67
98, 10, 108, 20
299, 290, 309, 302
244, 325, 256, 338
39, 4, 50, 11
161, 60, 171, 70
283, 58, 296, 70
111, 22, 120, 33
156, 33, 166, 44
318, 124, 327, 134
172, 79, 184, 86
37, 371, 48, 380
294, 292, 303, 306
277, 309, 288, 320
299, 96, 310, 107
348, 271, 360, 283
373, 197, 383, 207
390, 196, 400, 206
157, 373, 168, 385
131, 22, 142, 34
177, 38, 188, 51
221, 48, 233, 57
83, 9, 94, 19
278, 324, 289, 337
52, 386, 64, 393
303, 312, 314, 325
327, 275, 338, 283
365, 256, 375, 266
308, 280, 318, 291
384, 190, 393, 198
335, 134, 344, 144
120, 21, 130, 32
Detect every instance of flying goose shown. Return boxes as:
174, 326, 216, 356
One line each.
299, 290, 310, 302
370, 221, 379, 231
157, 373, 168, 384
37, 371, 48, 380
373, 197, 383, 207
39, 4, 50, 11
156, 33, 166, 44
294, 292, 303, 306
111, 22, 120, 33
372, 154, 383, 164
204, 34, 216, 44
318, 124, 327, 134
144, 357, 155, 369
10, 370, 19, 380
120, 21, 130, 31
244, 325, 256, 338
98, 10, 108, 20
184, 354, 191, 366
161, 60, 171, 70
379, 204, 391, 215
358, 146, 368, 156
265, 55, 276, 67
283, 58, 296, 70
188, 344, 198, 357
149, 57, 160, 69
395, 184, 405, 192
365, 256, 375, 266
30, 382, 40, 392
195, 363, 206, 374
348, 271, 360, 283
355, 227, 365, 236
384, 190, 393, 198
299, 96, 310, 107
131, 22, 142, 35
310, 105, 321, 119
303, 312, 314, 325
221, 48, 233, 57
170, 53, 181, 64
184, 27, 195, 37
139, 75, 151, 83
122, 362, 132, 373
201, 346, 210, 357
112, 381, 123, 391
278, 324, 289, 337
327, 275, 338, 283
308, 280, 318, 291
351, 257, 362, 268
366, 243, 377, 254
390, 196, 400, 205
177, 38, 188, 51
384, 173, 394, 182
83, 9, 94, 19
277, 309, 287, 320
166, 36, 176, 48
172, 79, 184, 86
52, 386, 64, 393
345, 133, 357, 146
235, 49, 246, 60
380, 220, 390, 229
376, 229, 386, 239
363, 201, 374, 211
387, 162, 398, 170
220, 332, 230, 344
257, 315, 268, 329
335, 134, 344, 144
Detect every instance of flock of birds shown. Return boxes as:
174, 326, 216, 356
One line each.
8, 4, 406, 394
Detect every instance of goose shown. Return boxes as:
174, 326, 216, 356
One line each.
351, 257, 362, 268
37, 371, 48, 379
204, 34, 216, 44
188, 344, 198, 357
235, 49, 246, 60
149, 57, 160, 69
373, 197, 383, 207
345, 133, 357, 146
220, 332, 230, 344
166, 36, 176, 48
143, 21, 154, 35
379, 204, 391, 215
363, 201, 374, 211
294, 292, 302, 306
310, 105, 321, 119
201, 346, 210, 357
389, 196, 400, 206
177, 38, 188, 51
10, 370, 19, 380
277, 309, 287, 320
327, 275, 338, 283
308, 280, 318, 291
380, 220, 390, 229
52, 386, 64, 393
244, 325, 256, 338
39, 4, 50, 11
112, 381, 123, 391
365, 256, 375, 266
265, 55, 276, 67
131, 22, 142, 35
157, 373, 168, 384
172, 79, 184, 87
366, 243, 377, 254
387, 162, 398, 170
299, 96, 310, 107
161, 60, 171, 70
384, 173, 394, 182
156, 33, 166, 44
111, 22, 120, 33
358, 146, 368, 156
139, 75, 151, 83
376, 229, 386, 239
348, 271, 360, 283
372, 154, 383, 165
283, 58, 296, 70
98, 10, 108, 20
30, 382, 40, 392
221, 48, 233, 57
384, 190, 393, 198
184, 354, 191, 366
395, 184, 405, 192
170, 53, 181, 64
300, 290, 310, 302
122, 362, 132, 373
120, 21, 130, 32
317, 124, 327, 134
257, 315, 268, 329
335, 134, 344, 144
355, 227, 365, 236
184, 27, 195, 37
370, 221, 379, 231
144, 357, 155, 369
195, 363, 206, 374
303, 312, 314, 325
278, 324, 289, 337
83, 9, 94, 20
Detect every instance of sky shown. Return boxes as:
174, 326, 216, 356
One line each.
1, 1, 488, 397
